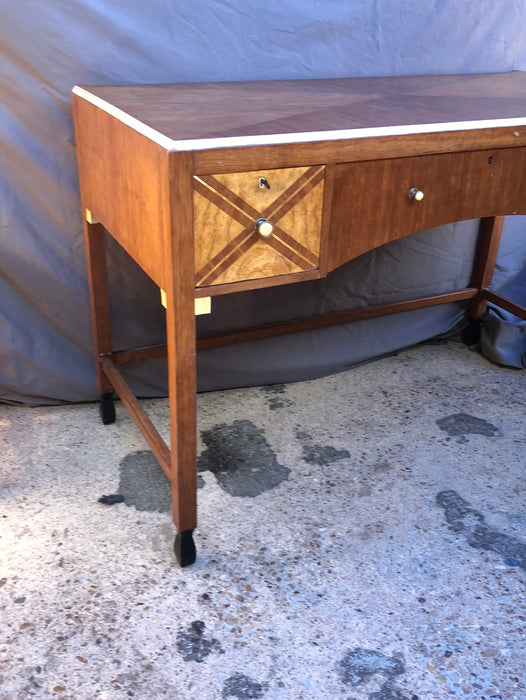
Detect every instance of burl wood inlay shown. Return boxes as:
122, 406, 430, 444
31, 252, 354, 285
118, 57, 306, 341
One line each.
194, 165, 325, 287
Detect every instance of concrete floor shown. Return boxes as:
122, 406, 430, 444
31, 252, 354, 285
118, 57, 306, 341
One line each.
0, 339, 525, 700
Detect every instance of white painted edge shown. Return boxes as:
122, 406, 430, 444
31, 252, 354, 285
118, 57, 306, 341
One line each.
174, 118, 526, 151
73, 86, 176, 150
73, 87, 526, 152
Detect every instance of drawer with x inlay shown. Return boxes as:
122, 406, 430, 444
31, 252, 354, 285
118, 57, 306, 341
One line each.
193, 165, 325, 290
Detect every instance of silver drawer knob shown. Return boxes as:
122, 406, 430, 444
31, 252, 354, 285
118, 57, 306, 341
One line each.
409, 187, 424, 201
255, 218, 274, 238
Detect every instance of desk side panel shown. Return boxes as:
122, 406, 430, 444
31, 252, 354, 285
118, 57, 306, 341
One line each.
72, 92, 167, 288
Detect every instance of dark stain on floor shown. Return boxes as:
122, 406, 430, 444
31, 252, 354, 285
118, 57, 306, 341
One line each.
260, 383, 293, 411
198, 419, 290, 497
296, 429, 350, 465
436, 412, 498, 437
436, 490, 525, 568
337, 648, 413, 699
118, 451, 172, 512
222, 672, 269, 698
370, 679, 417, 700
176, 620, 224, 663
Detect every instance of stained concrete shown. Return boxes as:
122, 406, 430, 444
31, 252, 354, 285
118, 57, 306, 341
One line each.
0, 340, 525, 699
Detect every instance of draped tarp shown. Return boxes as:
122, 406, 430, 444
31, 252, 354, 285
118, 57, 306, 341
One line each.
2, 1, 526, 404
480, 269, 526, 369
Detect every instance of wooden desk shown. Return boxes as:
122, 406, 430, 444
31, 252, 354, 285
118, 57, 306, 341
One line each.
72, 72, 526, 566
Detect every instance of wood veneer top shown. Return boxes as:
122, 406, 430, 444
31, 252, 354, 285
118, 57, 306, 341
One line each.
75, 72, 526, 149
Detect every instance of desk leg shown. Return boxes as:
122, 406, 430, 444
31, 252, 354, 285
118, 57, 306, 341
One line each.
83, 213, 115, 424
465, 216, 504, 344
470, 215, 505, 319
164, 152, 198, 567
164, 291, 198, 566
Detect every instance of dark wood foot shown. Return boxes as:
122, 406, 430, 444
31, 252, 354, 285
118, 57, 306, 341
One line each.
463, 317, 482, 346
100, 392, 116, 425
174, 529, 196, 567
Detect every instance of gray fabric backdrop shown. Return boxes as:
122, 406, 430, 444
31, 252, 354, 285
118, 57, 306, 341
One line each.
2, 1, 526, 405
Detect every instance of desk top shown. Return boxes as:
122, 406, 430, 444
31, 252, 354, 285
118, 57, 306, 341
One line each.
73, 72, 526, 151
72, 70, 526, 297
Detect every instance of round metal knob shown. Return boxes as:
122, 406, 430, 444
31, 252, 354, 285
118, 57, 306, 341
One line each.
409, 187, 424, 201
255, 218, 274, 238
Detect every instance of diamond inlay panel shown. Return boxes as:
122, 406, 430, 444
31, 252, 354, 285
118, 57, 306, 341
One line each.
193, 166, 325, 288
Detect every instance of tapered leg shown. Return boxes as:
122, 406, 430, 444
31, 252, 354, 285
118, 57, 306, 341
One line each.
165, 287, 198, 566
162, 152, 199, 566
469, 216, 505, 320
82, 211, 115, 421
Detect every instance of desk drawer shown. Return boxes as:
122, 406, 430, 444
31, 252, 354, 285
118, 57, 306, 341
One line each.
329, 146, 526, 269
193, 166, 325, 288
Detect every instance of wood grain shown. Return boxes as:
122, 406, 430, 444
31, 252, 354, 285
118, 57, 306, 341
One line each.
484, 291, 526, 320
82, 219, 114, 395
83, 73, 526, 143
328, 147, 526, 271
163, 151, 198, 532
192, 127, 526, 175
72, 93, 166, 288
469, 216, 505, 318
193, 268, 321, 297
471, 216, 505, 290
194, 166, 324, 287
196, 289, 478, 350
101, 357, 171, 475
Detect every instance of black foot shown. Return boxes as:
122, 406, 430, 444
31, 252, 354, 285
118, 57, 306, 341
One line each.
100, 392, 116, 425
174, 529, 196, 567
463, 317, 482, 346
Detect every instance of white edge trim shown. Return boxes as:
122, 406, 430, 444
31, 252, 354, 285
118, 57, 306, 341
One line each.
73, 86, 176, 150
73, 87, 526, 152
175, 118, 526, 150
